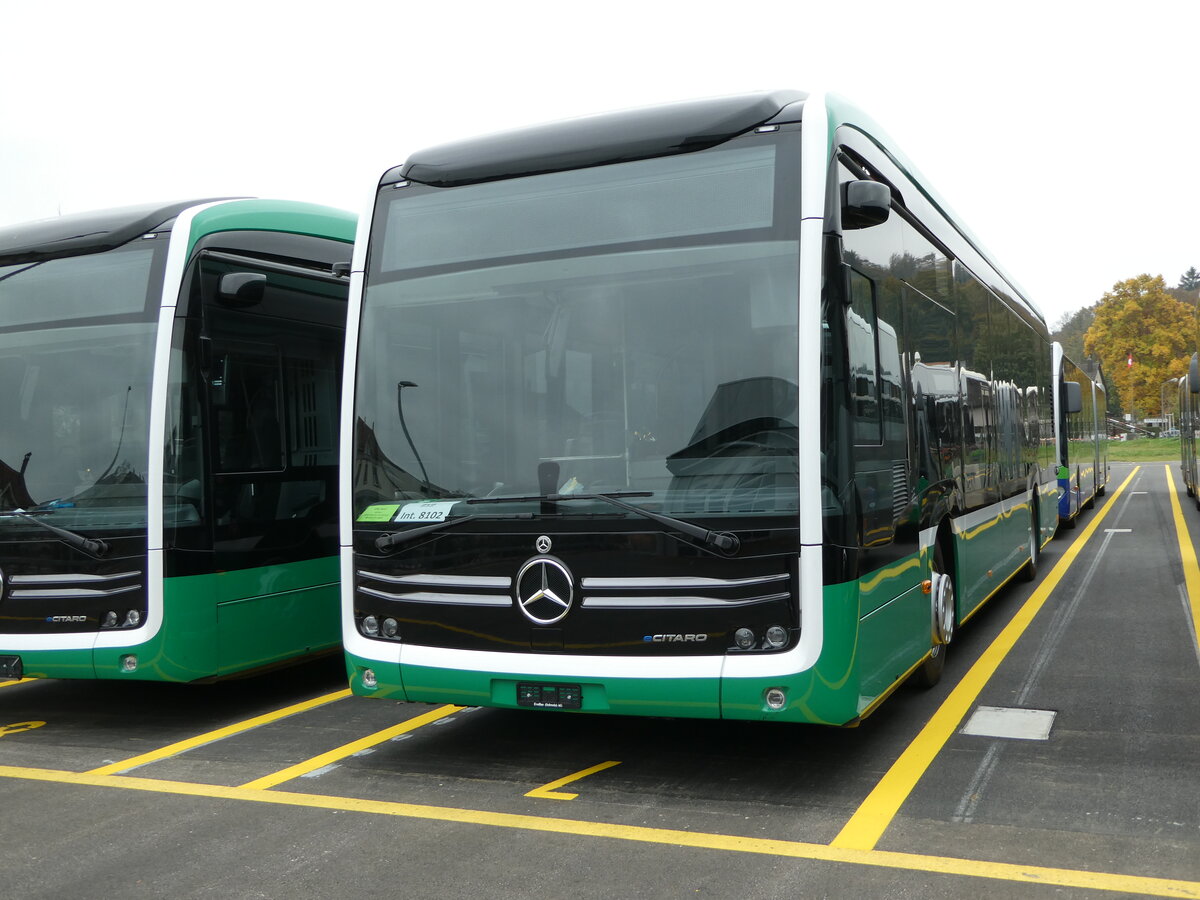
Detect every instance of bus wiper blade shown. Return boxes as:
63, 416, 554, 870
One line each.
374, 512, 533, 552
468, 492, 740, 555
2, 508, 109, 556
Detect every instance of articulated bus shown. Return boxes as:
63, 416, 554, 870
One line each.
0, 199, 354, 681
342, 91, 1057, 725
1052, 343, 1109, 527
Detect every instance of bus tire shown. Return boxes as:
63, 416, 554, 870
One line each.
1020, 499, 1039, 582
914, 539, 955, 688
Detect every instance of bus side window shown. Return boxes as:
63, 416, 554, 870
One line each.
847, 268, 881, 445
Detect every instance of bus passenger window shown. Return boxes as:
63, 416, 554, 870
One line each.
847, 268, 881, 445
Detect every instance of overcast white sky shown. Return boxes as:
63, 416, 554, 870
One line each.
3, 1, 1196, 327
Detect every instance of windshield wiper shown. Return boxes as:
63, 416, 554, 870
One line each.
374, 512, 533, 552
467, 492, 741, 555
1, 508, 109, 556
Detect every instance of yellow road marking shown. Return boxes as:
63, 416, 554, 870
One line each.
0, 763, 1194, 897
1165, 465, 1200, 655
87, 688, 352, 775
832, 467, 1140, 852
239, 704, 462, 790
0, 721, 45, 737
526, 760, 621, 800
0, 678, 33, 689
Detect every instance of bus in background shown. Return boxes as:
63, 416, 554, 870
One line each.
0, 199, 354, 681
1180, 356, 1200, 506
1052, 343, 1109, 528
342, 91, 1057, 725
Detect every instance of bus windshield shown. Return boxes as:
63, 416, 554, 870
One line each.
0, 243, 160, 531
356, 131, 801, 521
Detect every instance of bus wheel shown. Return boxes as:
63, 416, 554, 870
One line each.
1020, 501, 1039, 582
915, 541, 955, 688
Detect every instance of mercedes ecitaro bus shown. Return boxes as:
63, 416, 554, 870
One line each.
0, 198, 354, 681
1052, 342, 1109, 527
342, 92, 1057, 724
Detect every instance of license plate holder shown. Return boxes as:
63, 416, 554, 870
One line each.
516, 682, 581, 710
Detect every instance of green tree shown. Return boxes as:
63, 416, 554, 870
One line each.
1053, 303, 1120, 413
1084, 274, 1194, 419
1181, 267, 1200, 291
1051, 304, 1095, 365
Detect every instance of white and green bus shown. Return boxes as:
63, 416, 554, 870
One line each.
1052, 342, 1108, 527
0, 198, 354, 681
342, 92, 1057, 724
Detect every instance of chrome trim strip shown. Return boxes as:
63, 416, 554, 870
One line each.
12, 585, 142, 599
582, 592, 789, 609
10, 572, 141, 584
359, 586, 513, 607
581, 573, 788, 590
357, 571, 511, 589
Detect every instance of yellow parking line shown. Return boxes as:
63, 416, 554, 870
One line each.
1165, 465, 1200, 655
832, 467, 1140, 852
87, 688, 352, 775
0, 763, 1195, 897
0, 678, 33, 689
239, 704, 462, 790
526, 760, 621, 800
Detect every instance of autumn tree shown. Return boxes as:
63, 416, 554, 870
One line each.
1083, 274, 1195, 418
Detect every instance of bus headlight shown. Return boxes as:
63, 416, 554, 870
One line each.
381, 617, 399, 639
733, 627, 756, 650
124, 609, 141, 628
102, 611, 118, 628
362, 615, 379, 636
765, 688, 787, 710
362, 668, 377, 688
764, 625, 788, 649
120, 654, 138, 673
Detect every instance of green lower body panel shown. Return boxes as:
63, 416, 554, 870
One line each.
5, 556, 340, 682
347, 580, 885, 726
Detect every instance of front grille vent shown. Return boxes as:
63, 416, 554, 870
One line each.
357, 570, 513, 607
581, 572, 791, 610
7, 570, 143, 601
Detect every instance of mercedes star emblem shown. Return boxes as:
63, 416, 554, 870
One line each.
515, 556, 574, 625
535, 535, 552, 554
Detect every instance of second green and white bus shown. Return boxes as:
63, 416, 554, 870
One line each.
1052, 342, 1109, 527
342, 91, 1057, 725
0, 198, 354, 681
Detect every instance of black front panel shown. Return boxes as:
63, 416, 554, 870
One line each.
353, 523, 799, 656
0, 532, 147, 634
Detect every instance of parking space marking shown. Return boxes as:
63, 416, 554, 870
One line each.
0, 763, 1195, 897
239, 704, 462, 790
525, 760, 621, 800
87, 688, 352, 775
0, 721, 45, 737
1164, 465, 1200, 658
831, 467, 1140, 853
0, 678, 32, 689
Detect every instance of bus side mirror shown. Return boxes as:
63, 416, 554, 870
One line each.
1064, 380, 1083, 414
218, 272, 267, 305
1190, 354, 1199, 394
841, 180, 891, 230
